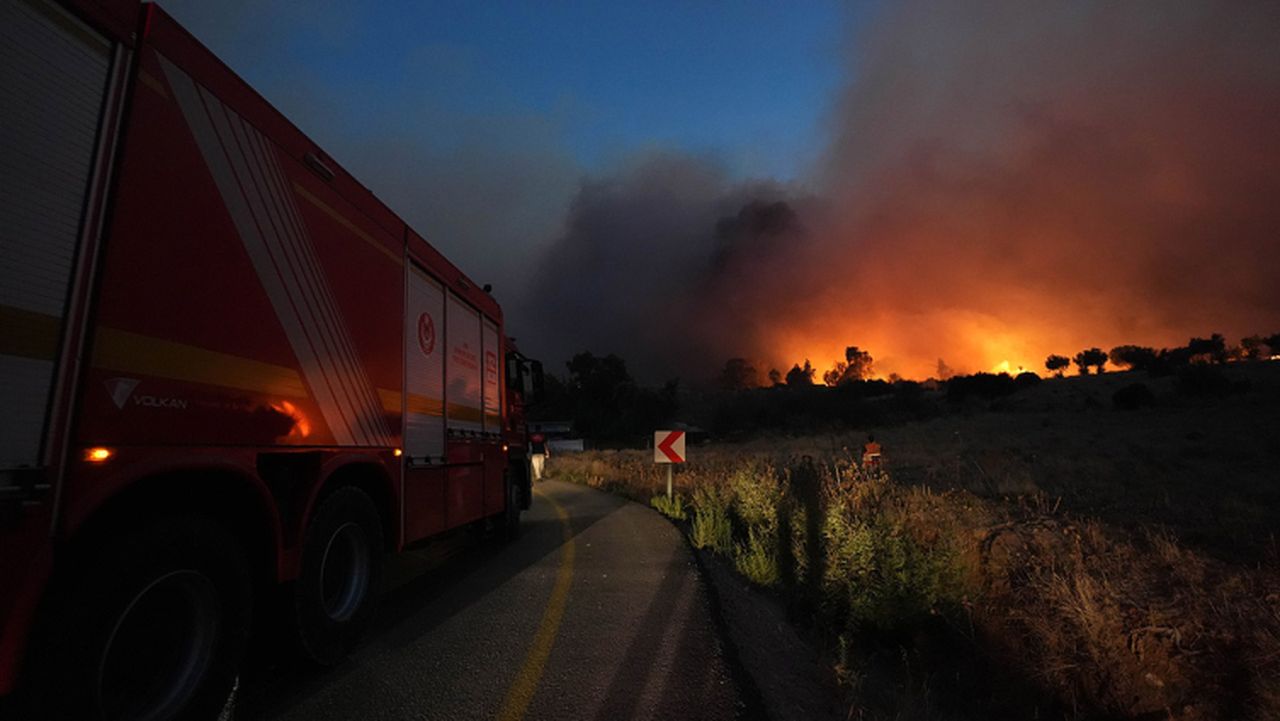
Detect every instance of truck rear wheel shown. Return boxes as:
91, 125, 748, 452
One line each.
293, 486, 383, 666
29, 516, 251, 720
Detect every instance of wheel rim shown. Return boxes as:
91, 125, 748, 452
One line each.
97, 569, 220, 721
320, 521, 370, 622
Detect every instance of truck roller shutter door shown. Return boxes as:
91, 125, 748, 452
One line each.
404, 265, 445, 462
444, 293, 483, 435
0, 0, 113, 469
481, 320, 501, 435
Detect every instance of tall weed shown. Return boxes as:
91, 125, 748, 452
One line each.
735, 527, 780, 586
649, 493, 687, 520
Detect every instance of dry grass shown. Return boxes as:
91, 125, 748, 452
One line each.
548, 385, 1280, 721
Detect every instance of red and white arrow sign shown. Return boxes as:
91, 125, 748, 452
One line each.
654, 430, 686, 464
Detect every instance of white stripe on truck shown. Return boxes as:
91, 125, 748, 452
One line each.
160, 55, 391, 446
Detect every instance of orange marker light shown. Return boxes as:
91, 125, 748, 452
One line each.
393, 448, 403, 457
84, 447, 113, 463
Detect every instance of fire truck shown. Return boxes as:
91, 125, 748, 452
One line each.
0, 1, 542, 717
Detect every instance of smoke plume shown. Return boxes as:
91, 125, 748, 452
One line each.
525, 0, 1280, 381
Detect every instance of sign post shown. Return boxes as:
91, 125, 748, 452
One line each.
654, 430, 686, 498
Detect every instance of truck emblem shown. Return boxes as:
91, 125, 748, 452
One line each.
105, 378, 140, 409
422, 311, 442, 356
418, 312, 436, 356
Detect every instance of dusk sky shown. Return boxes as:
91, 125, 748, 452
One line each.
163, 0, 875, 379
163, 1, 1280, 383
165, 1, 857, 181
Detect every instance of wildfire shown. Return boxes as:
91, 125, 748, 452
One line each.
770, 315, 1049, 382
990, 360, 1029, 376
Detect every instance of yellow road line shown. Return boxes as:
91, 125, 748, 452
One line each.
496, 487, 575, 721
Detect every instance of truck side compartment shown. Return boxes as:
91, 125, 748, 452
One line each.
0, 0, 533, 713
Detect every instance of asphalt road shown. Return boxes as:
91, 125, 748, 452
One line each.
234, 480, 748, 721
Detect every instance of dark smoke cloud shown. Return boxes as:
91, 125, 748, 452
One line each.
522, 152, 816, 381
528, 0, 1280, 381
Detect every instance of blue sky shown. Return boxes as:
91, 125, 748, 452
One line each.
164, 0, 857, 182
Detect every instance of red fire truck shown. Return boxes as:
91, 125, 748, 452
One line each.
0, 1, 541, 717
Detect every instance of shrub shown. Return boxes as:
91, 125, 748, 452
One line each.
820, 476, 966, 631
690, 483, 734, 552
821, 504, 876, 620
1112, 382, 1155, 410
649, 493, 687, 520
829, 513, 964, 630
734, 527, 780, 586
691, 505, 732, 551
729, 460, 781, 529
1014, 371, 1041, 388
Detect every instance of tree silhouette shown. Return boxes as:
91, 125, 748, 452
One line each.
768, 368, 783, 386
1109, 345, 1157, 372
785, 360, 815, 387
1045, 354, 1070, 377
558, 352, 681, 439
1238, 335, 1265, 360
822, 346, 875, 386
718, 358, 760, 391
1073, 348, 1107, 375
567, 351, 631, 397
1187, 333, 1227, 364
822, 362, 847, 387
844, 346, 874, 381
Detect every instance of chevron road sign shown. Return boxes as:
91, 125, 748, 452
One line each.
654, 430, 686, 464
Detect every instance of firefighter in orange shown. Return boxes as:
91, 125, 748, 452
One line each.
861, 434, 882, 468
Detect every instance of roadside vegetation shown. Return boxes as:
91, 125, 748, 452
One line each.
547, 360, 1280, 720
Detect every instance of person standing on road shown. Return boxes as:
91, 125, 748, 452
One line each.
530, 432, 549, 481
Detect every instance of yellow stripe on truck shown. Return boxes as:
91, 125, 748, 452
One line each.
446, 404, 485, 424
92, 327, 308, 398
408, 393, 444, 417
378, 388, 445, 417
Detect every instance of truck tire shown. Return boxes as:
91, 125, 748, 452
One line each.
28, 515, 251, 720
293, 486, 383, 666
